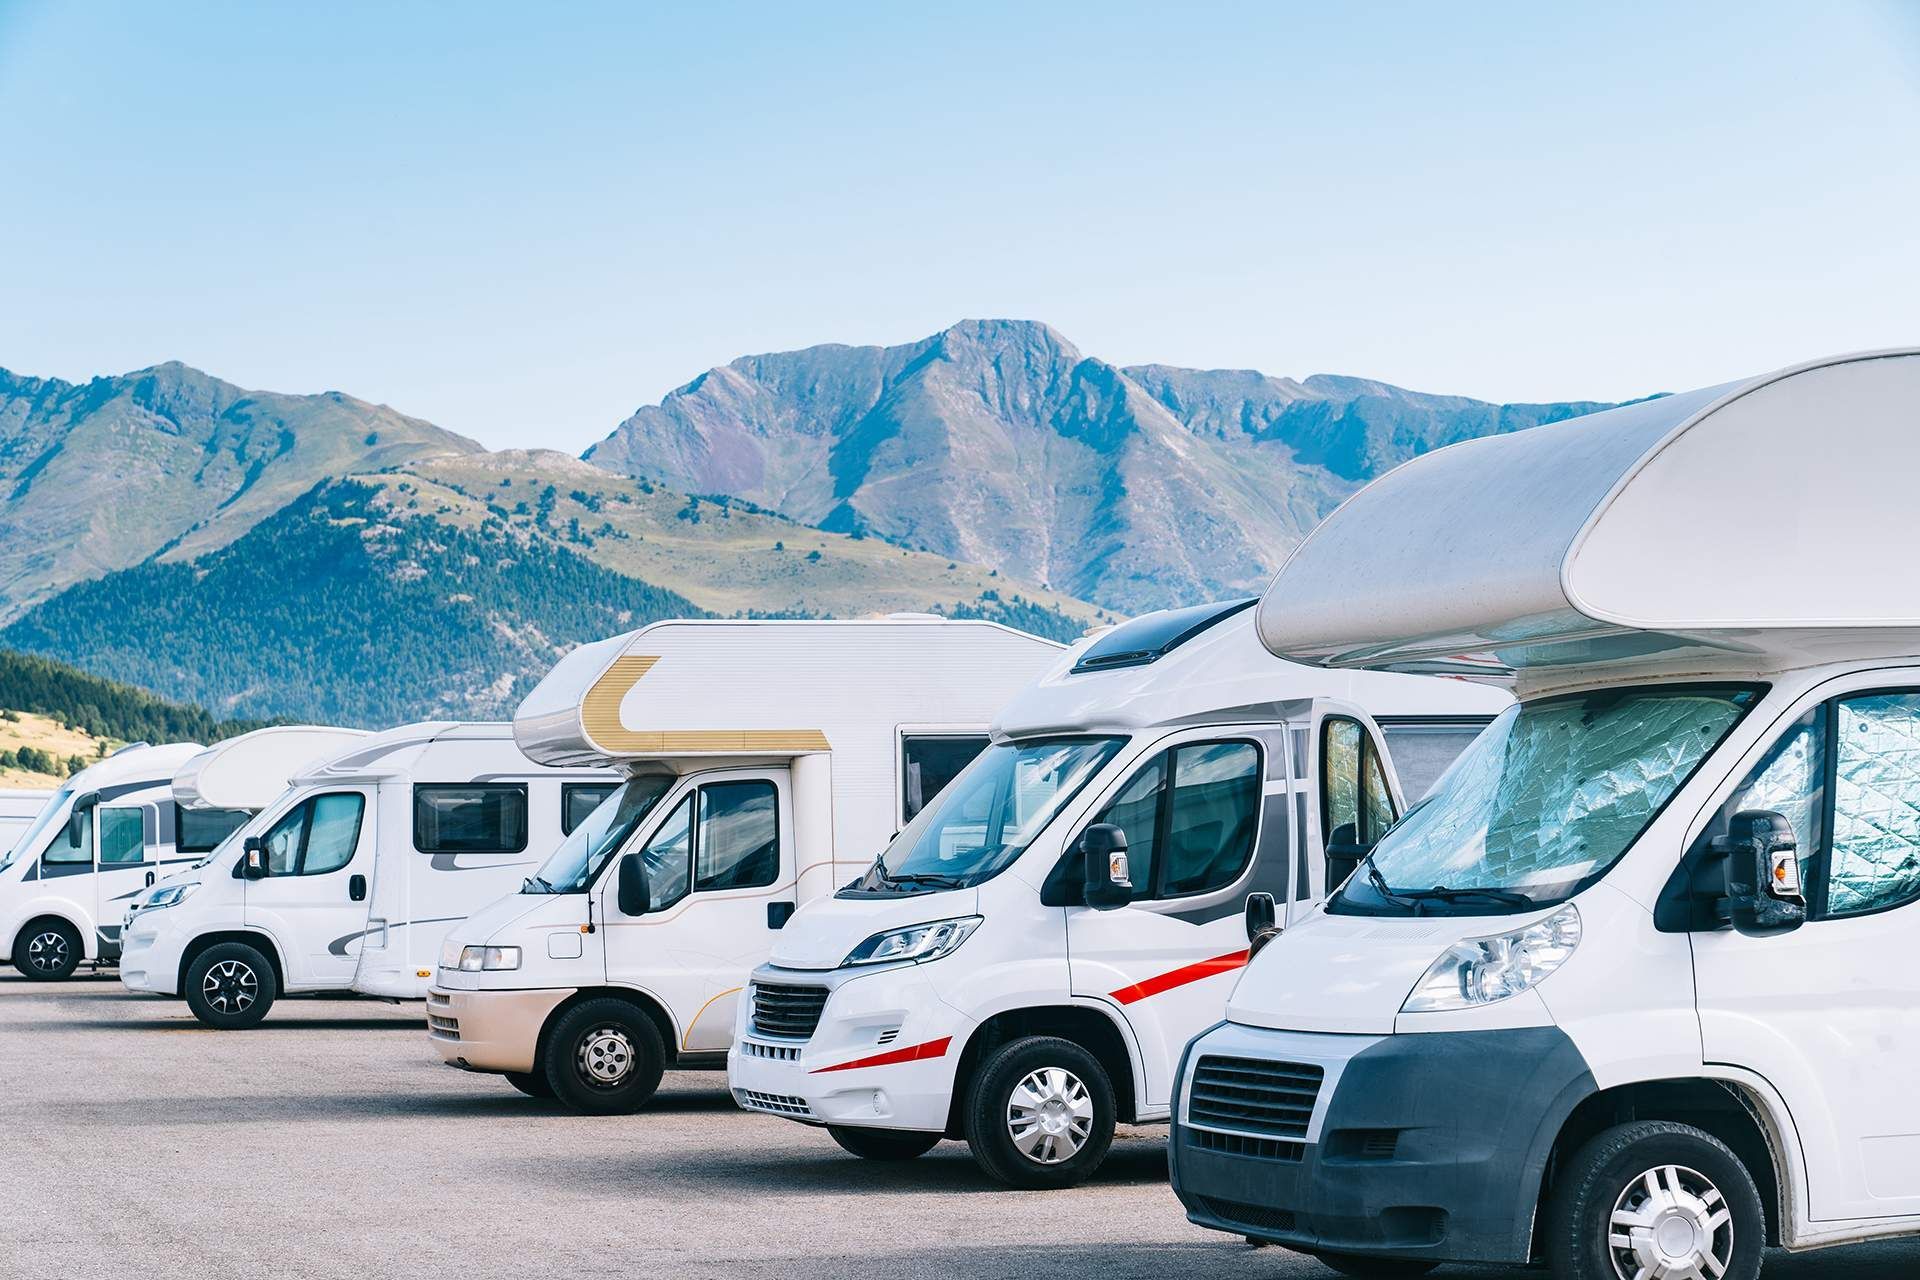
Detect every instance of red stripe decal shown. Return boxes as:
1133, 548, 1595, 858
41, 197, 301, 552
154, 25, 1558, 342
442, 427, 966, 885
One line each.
1108, 950, 1250, 1005
809, 1036, 953, 1074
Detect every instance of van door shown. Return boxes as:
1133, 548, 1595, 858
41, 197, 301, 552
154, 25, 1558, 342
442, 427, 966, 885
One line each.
1690, 683, 1920, 1222
92, 802, 156, 957
1063, 727, 1294, 1114
243, 790, 372, 989
598, 768, 790, 1055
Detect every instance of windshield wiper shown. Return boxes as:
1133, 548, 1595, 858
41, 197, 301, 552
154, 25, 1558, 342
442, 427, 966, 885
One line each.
1401, 885, 1537, 908
523, 874, 554, 893
1364, 857, 1414, 907
884, 872, 967, 889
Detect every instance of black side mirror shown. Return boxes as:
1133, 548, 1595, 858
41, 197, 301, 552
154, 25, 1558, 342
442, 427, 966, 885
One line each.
1710, 809, 1805, 936
617, 851, 652, 917
240, 836, 268, 881
1245, 892, 1280, 956
1081, 823, 1132, 910
1324, 821, 1370, 892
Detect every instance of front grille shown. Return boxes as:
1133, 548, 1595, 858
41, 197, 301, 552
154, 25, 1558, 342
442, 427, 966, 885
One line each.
1191, 1127, 1304, 1162
737, 1089, 813, 1118
1194, 1196, 1297, 1236
1188, 1055, 1323, 1139
426, 1013, 460, 1040
739, 1040, 801, 1062
751, 983, 830, 1039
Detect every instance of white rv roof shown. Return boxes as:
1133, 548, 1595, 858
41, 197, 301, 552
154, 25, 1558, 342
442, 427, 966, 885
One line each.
290, 721, 573, 786
515, 618, 1067, 768
995, 605, 1509, 740
69, 742, 206, 795
1258, 349, 1920, 682
172, 726, 372, 811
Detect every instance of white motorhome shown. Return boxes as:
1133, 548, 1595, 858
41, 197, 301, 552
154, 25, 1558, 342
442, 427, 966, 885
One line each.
0, 743, 204, 979
0, 789, 53, 857
1170, 350, 1920, 1280
122, 725, 373, 928
428, 618, 1062, 1114
120, 722, 614, 1028
728, 602, 1508, 1187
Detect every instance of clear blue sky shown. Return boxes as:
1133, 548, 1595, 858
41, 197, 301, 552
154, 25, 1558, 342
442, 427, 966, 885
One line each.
1, 1, 1915, 452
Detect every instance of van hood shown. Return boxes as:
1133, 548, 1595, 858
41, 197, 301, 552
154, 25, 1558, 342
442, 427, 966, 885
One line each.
770, 888, 979, 970
1225, 910, 1484, 1035
448, 892, 559, 947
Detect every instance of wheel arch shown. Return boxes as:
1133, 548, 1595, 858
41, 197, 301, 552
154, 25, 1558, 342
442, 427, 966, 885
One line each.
943, 1001, 1144, 1136
1533, 1076, 1787, 1257
9, 912, 90, 964
534, 985, 682, 1072
177, 930, 288, 994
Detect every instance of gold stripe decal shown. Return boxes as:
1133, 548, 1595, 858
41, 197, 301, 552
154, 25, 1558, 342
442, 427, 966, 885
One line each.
579, 654, 830, 755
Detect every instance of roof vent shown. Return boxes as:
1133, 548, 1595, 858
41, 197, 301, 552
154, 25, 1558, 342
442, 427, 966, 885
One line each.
1069, 599, 1255, 675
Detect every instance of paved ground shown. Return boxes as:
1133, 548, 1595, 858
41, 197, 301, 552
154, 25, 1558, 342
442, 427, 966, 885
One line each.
5, 972, 1920, 1279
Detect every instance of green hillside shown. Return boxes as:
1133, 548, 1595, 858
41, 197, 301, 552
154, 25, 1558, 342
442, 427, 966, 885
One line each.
0, 648, 266, 745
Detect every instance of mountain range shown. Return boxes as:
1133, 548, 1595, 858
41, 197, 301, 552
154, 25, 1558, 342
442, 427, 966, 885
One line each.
0, 323, 1626, 723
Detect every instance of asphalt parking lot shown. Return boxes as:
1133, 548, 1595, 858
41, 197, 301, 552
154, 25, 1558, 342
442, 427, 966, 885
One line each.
6, 972, 1920, 1280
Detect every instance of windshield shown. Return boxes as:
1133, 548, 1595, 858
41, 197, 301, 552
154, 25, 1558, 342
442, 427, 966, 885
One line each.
844, 737, 1126, 895
1334, 684, 1760, 916
523, 776, 675, 894
0, 787, 74, 873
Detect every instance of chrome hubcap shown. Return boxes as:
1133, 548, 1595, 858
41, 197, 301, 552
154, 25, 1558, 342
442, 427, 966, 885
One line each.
1006, 1067, 1093, 1164
1609, 1164, 1734, 1280
203, 960, 258, 1013
577, 1027, 634, 1085
25, 930, 70, 974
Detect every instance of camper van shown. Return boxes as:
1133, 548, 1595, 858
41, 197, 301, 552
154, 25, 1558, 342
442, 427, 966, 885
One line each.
120, 722, 614, 1028
1169, 350, 1920, 1280
0, 789, 53, 858
0, 743, 204, 979
427, 618, 1063, 1114
122, 725, 372, 930
728, 602, 1509, 1188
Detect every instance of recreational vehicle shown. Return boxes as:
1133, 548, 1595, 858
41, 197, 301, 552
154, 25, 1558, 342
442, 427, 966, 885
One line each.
1169, 350, 1920, 1280
120, 722, 615, 1028
0, 743, 204, 979
728, 602, 1508, 1187
427, 618, 1062, 1114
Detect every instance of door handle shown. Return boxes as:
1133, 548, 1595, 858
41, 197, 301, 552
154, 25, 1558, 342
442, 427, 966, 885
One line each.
767, 901, 796, 929
349, 874, 367, 902
145, 871, 155, 887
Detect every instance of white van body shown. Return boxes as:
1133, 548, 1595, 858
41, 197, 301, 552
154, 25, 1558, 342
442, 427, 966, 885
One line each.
0, 743, 204, 979
120, 722, 614, 1027
122, 725, 375, 928
728, 603, 1510, 1187
1170, 350, 1920, 1280
0, 789, 53, 858
428, 618, 1063, 1113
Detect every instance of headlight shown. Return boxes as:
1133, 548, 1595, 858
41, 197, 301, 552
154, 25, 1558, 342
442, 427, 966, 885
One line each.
842, 916, 982, 968
456, 945, 521, 972
1401, 904, 1581, 1013
144, 883, 199, 911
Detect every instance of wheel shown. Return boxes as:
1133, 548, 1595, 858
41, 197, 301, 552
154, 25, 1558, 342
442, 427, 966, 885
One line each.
1311, 1253, 1437, 1277
12, 918, 81, 980
542, 998, 666, 1115
184, 941, 278, 1029
1546, 1120, 1764, 1280
963, 1035, 1116, 1188
828, 1126, 942, 1161
505, 1070, 554, 1099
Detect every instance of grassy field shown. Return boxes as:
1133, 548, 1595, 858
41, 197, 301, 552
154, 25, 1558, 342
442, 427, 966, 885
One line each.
0, 709, 110, 786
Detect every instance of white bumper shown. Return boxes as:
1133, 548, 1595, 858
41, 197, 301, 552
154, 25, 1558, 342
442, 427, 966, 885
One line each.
726, 962, 976, 1133
118, 909, 187, 995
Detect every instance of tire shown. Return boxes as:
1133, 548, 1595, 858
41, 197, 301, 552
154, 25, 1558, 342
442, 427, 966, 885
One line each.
1311, 1254, 1438, 1278
542, 998, 666, 1115
12, 918, 81, 980
829, 1125, 943, 1161
184, 941, 278, 1029
963, 1035, 1116, 1189
504, 1071, 554, 1099
1545, 1120, 1764, 1280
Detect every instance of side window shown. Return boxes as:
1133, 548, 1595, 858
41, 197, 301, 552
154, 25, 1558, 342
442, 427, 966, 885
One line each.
177, 804, 250, 855
98, 807, 147, 866
1161, 742, 1261, 897
902, 735, 991, 823
1828, 693, 1920, 917
1361, 745, 1395, 845
637, 796, 693, 912
695, 781, 779, 892
414, 784, 528, 854
1379, 721, 1489, 802
43, 803, 93, 865
301, 794, 366, 876
1091, 755, 1165, 895
1321, 719, 1363, 851
1704, 707, 1826, 887
262, 804, 306, 875
562, 783, 619, 836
